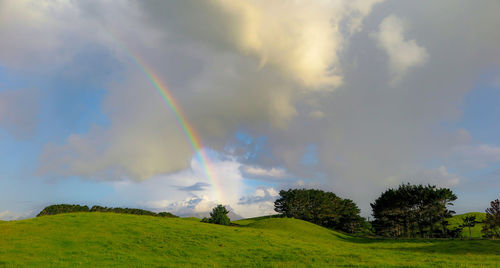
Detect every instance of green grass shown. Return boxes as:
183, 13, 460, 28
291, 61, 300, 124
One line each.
0, 213, 499, 267
449, 212, 487, 238
233, 214, 281, 226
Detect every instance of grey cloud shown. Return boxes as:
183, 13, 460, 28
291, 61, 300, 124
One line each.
13, 0, 500, 216
238, 187, 278, 205
373, 15, 428, 83
38, 0, 384, 180
0, 89, 39, 139
176, 182, 211, 192
233, 0, 500, 213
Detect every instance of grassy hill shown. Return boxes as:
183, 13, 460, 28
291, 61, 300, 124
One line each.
448, 212, 487, 238
233, 214, 281, 226
0, 213, 499, 267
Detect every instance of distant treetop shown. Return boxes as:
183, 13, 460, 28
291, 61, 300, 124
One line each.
37, 204, 177, 218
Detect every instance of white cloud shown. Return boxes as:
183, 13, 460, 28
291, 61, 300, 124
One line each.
101, 153, 280, 217
373, 15, 428, 83
0, 210, 34, 221
3, 0, 500, 217
238, 187, 279, 205
451, 144, 500, 169
414, 165, 460, 187
141, 0, 385, 89
241, 166, 288, 179
35, 0, 385, 180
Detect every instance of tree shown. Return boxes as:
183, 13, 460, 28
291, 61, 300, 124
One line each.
482, 199, 500, 238
37, 204, 90, 217
371, 183, 457, 238
37, 204, 177, 218
206, 205, 231, 226
274, 189, 362, 233
460, 215, 477, 239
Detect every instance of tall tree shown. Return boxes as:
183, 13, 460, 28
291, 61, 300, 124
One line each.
206, 204, 231, 226
482, 199, 500, 238
274, 189, 362, 233
371, 183, 457, 238
460, 215, 477, 239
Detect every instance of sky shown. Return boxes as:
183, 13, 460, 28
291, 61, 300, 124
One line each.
0, 0, 499, 220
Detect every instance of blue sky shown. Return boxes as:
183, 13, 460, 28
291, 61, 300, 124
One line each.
1, 0, 499, 220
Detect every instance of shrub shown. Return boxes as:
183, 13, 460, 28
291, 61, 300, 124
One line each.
37, 204, 90, 217
157, 212, 177, 218
274, 189, 362, 233
204, 205, 230, 225
37, 204, 178, 218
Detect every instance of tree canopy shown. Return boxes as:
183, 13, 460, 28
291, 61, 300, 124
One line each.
482, 199, 500, 238
203, 204, 231, 226
274, 189, 363, 233
37, 204, 90, 216
460, 215, 478, 239
371, 183, 457, 238
37, 204, 177, 218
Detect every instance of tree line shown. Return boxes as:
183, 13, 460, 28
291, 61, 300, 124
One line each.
482, 199, 500, 238
273, 185, 500, 238
370, 183, 457, 238
35, 188, 500, 239
274, 189, 366, 233
37, 204, 177, 218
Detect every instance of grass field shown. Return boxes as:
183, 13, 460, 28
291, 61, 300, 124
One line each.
0, 213, 499, 267
448, 212, 486, 239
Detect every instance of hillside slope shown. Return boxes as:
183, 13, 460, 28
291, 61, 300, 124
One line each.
0, 213, 499, 267
448, 212, 486, 238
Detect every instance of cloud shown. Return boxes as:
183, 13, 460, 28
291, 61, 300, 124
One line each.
140, 0, 385, 89
37, 0, 500, 215
102, 154, 281, 218
451, 144, 500, 169
373, 15, 428, 83
4, 0, 500, 217
238, 187, 279, 205
0, 210, 34, 221
36, 0, 384, 180
177, 182, 211, 192
0, 89, 39, 139
0, 0, 114, 71
240, 166, 288, 180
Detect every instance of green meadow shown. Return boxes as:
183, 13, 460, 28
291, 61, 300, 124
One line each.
0, 213, 499, 267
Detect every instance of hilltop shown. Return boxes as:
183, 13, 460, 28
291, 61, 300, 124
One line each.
0, 213, 499, 267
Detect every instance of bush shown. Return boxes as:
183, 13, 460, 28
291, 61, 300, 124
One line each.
37, 204, 178, 218
203, 205, 230, 225
90, 206, 157, 216
157, 212, 177, 218
274, 189, 363, 233
37, 204, 90, 217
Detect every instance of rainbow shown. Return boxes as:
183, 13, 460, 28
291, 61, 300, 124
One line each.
109, 33, 222, 202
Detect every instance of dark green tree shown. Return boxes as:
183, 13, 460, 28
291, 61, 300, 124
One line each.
274, 189, 362, 233
207, 204, 231, 226
371, 183, 457, 238
37, 204, 177, 218
482, 199, 500, 238
37, 204, 90, 217
460, 215, 478, 239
